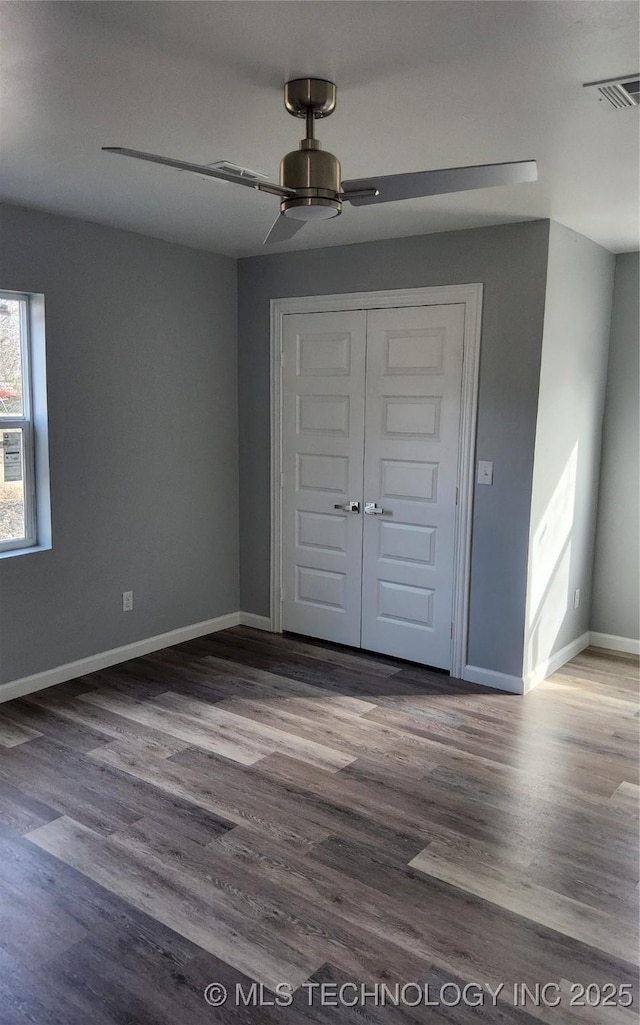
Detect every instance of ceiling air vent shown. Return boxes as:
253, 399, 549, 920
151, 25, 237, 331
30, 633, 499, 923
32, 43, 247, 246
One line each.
209, 161, 269, 182
584, 74, 640, 109
176, 160, 269, 183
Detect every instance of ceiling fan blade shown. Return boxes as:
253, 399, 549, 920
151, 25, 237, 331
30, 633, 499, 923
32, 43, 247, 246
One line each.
102, 147, 293, 198
341, 159, 538, 206
264, 215, 306, 245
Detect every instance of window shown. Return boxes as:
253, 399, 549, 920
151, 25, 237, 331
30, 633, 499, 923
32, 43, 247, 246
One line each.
0, 290, 45, 553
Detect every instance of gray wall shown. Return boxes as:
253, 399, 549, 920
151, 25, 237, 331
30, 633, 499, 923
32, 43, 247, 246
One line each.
523, 222, 615, 675
591, 252, 639, 642
0, 203, 238, 685
238, 220, 550, 677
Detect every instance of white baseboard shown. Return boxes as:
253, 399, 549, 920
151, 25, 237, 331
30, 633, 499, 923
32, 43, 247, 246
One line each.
462, 665, 524, 695
238, 613, 273, 632
523, 631, 591, 694
465, 632, 594, 697
4, 613, 620, 709
0, 612, 241, 705
589, 631, 640, 656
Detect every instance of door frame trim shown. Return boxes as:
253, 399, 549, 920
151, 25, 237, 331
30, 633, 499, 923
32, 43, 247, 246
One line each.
270, 283, 483, 679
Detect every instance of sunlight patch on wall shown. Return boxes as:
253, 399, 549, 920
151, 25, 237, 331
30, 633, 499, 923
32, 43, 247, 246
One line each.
526, 442, 579, 672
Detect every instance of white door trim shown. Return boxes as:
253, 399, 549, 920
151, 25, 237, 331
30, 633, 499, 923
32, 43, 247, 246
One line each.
270, 283, 483, 679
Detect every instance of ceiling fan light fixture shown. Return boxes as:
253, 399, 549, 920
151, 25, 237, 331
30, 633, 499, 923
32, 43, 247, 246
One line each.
282, 198, 341, 220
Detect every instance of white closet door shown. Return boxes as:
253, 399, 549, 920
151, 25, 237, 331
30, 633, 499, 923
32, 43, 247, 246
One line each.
281, 311, 366, 646
360, 305, 465, 668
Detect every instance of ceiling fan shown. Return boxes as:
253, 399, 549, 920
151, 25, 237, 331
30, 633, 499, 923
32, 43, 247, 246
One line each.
103, 78, 538, 246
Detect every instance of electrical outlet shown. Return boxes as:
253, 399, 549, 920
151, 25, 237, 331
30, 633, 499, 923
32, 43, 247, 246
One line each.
122, 590, 134, 612
573, 588, 581, 610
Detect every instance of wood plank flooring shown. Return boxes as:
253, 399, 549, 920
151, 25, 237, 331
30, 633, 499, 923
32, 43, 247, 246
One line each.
0, 628, 637, 1023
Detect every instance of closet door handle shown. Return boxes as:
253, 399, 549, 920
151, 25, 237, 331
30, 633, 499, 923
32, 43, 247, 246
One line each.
364, 502, 391, 516
334, 501, 360, 513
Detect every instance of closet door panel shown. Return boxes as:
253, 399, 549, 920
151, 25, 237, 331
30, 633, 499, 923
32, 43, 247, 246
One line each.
361, 305, 465, 668
281, 311, 366, 646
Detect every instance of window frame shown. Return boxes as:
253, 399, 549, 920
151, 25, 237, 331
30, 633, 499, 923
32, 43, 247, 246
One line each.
0, 290, 38, 553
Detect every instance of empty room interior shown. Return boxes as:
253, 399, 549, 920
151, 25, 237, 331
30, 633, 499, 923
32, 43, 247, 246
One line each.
0, 1, 639, 1022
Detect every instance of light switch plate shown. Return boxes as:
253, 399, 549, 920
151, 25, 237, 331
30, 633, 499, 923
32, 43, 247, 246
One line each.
477, 460, 494, 485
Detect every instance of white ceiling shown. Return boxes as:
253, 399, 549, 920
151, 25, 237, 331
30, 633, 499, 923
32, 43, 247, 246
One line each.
1, 1, 638, 258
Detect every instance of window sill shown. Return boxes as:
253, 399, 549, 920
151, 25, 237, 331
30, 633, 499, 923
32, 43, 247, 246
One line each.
0, 543, 52, 560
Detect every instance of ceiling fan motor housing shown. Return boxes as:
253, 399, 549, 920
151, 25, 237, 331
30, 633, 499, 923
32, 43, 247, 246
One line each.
280, 140, 342, 220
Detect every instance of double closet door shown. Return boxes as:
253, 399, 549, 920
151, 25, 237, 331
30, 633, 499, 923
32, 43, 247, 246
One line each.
281, 303, 465, 670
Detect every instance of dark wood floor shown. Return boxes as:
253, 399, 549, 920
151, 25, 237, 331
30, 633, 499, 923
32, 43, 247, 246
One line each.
0, 628, 637, 1024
